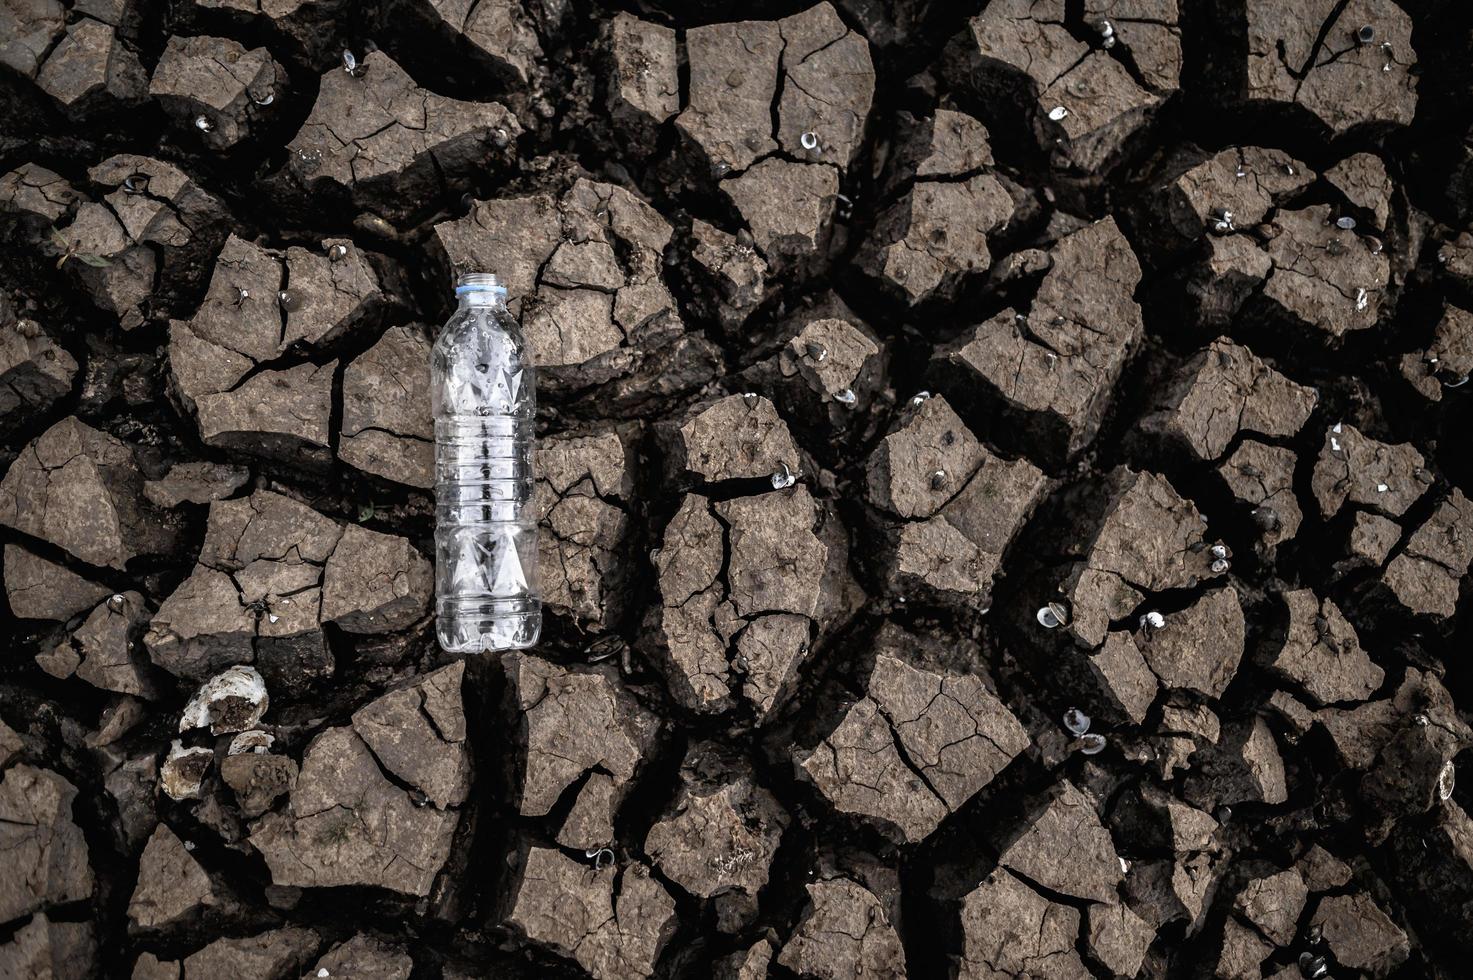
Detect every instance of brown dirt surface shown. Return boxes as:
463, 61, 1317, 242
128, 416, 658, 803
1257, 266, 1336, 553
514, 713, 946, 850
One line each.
3, 0, 1473, 977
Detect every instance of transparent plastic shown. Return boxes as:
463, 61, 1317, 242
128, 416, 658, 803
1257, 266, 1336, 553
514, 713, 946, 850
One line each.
432, 272, 540, 652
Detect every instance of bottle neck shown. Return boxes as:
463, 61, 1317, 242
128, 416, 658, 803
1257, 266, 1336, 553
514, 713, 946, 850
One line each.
454, 272, 506, 308
457, 292, 503, 309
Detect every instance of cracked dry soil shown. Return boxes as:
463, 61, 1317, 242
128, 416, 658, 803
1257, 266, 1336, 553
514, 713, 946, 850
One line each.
3, 0, 1473, 977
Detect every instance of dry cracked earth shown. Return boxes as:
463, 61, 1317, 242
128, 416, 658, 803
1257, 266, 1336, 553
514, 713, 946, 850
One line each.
2, 0, 1473, 977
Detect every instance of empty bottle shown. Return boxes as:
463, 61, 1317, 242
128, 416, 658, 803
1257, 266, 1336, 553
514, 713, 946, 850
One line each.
432, 272, 540, 652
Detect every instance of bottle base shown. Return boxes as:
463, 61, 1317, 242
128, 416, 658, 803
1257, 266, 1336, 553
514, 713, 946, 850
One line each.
436, 598, 541, 653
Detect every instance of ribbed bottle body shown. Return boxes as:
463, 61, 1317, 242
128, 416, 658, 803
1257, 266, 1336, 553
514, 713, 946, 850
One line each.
432, 277, 540, 652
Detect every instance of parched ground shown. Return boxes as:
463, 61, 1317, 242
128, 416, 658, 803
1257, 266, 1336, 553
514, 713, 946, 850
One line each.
2, 0, 1473, 977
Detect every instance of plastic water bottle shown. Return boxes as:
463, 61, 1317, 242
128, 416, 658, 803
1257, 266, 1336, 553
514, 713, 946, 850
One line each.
432, 272, 540, 652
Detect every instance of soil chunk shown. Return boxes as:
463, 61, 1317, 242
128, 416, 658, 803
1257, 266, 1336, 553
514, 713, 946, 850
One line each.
4, 543, 112, 621
143, 462, 250, 509
321, 523, 432, 634
1380, 488, 1473, 618
998, 781, 1122, 904
958, 866, 1088, 979
248, 708, 464, 896
1238, 0, 1417, 135
0, 914, 95, 979
503, 653, 660, 824
0, 417, 178, 569
533, 428, 638, 632
149, 34, 280, 148
504, 847, 676, 980
1311, 423, 1426, 519
178, 926, 318, 979
797, 645, 1028, 843
604, 14, 678, 148
1086, 899, 1154, 979
0, 314, 77, 431
339, 325, 433, 488
285, 50, 519, 220
0, 765, 94, 924
1266, 589, 1384, 704
1137, 338, 1316, 462
776, 876, 906, 980
1219, 441, 1302, 553
1310, 892, 1410, 977
127, 824, 228, 931
658, 393, 800, 485
644, 743, 788, 932
929, 218, 1144, 467
1137, 586, 1245, 699
1262, 206, 1391, 337
307, 935, 412, 980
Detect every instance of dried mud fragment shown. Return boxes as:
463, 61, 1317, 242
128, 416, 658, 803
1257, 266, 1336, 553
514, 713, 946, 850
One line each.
866, 394, 984, 520
943, 0, 1166, 172
0, 765, 94, 923
798, 648, 1027, 843
1233, 868, 1307, 945
1142, 146, 1312, 255
1262, 206, 1391, 336
1267, 589, 1383, 704
677, 19, 780, 175
308, 935, 412, 980
1137, 338, 1316, 462
0, 0, 65, 78
127, 824, 227, 931
504, 847, 676, 980
196, 361, 336, 469
1346, 511, 1401, 569
1050, 469, 1218, 649
722, 159, 839, 274
285, 50, 519, 219
714, 939, 774, 980
0, 913, 95, 979
70, 590, 154, 697
1083, 0, 1182, 91
998, 780, 1122, 903
604, 13, 678, 148
145, 490, 347, 681
1326, 153, 1393, 230
339, 323, 430, 487
1187, 233, 1275, 329
220, 753, 296, 819
3, 543, 111, 621
658, 393, 800, 484
0, 163, 80, 226
648, 487, 852, 717
957, 866, 1088, 979
533, 428, 637, 632
1240, 0, 1416, 135
1310, 423, 1426, 519
1219, 440, 1302, 553
1184, 716, 1287, 808
33, 14, 146, 115
1380, 489, 1473, 618
0, 315, 77, 431
406, 0, 542, 88
0, 719, 21, 767
769, 314, 884, 420
437, 180, 711, 400
143, 462, 250, 508
861, 110, 1013, 304
249, 720, 461, 896
555, 773, 616, 850
0, 416, 178, 569
351, 662, 469, 808
1214, 916, 1273, 979
1404, 304, 1473, 401
149, 34, 280, 148
930, 218, 1144, 467
777, 877, 906, 980
503, 653, 660, 823
687, 219, 770, 331
644, 743, 788, 932
321, 523, 431, 633
1137, 586, 1245, 699
179, 926, 318, 979
1311, 892, 1410, 977
1086, 899, 1154, 979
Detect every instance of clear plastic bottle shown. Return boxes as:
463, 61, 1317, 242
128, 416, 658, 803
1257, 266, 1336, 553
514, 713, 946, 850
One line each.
432, 272, 540, 652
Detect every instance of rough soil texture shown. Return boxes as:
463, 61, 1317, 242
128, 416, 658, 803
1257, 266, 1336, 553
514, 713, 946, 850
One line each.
2, 1, 1473, 978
